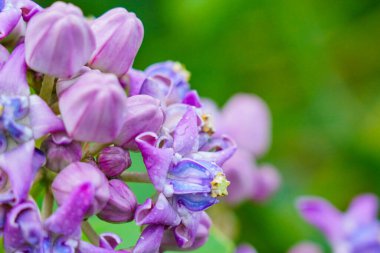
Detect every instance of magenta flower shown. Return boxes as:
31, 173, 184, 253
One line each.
297, 194, 380, 253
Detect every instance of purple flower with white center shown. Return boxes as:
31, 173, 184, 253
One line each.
0, 0, 41, 40
131, 61, 202, 107
136, 107, 235, 212
297, 194, 380, 253
25, 1, 95, 78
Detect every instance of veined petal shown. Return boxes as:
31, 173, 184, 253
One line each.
0, 8, 21, 40
173, 108, 200, 155
135, 194, 180, 227
0, 140, 35, 203
136, 132, 173, 192
133, 224, 164, 253
29, 95, 65, 138
175, 193, 218, 212
0, 43, 29, 96
45, 183, 95, 237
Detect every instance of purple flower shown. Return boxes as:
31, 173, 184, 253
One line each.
40, 132, 82, 172
297, 194, 380, 253
97, 179, 137, 223
0, 0, 41, 40
98, 146, 131, 177
135, 61, 202, 107
288, 241, 322, 253
89, 8, 144, 76
115, 94, 164, 150
57, 69, 128, 143
235, 244, 257, 253
52, 162, 110, 217
25, 1, 95, 78
0, 44, 9, 69
136, 107, 235, 212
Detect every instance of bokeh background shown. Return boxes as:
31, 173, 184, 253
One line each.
36, 0, 380, 252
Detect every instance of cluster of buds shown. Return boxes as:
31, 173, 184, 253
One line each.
0, 1, 278, 252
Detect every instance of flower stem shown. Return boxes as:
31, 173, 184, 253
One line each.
82, 221, 99, 245
119, 171, 151, 183
40, 75, 55, 104
41, 187, 54, 220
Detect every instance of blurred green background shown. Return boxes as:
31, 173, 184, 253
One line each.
35, 0, 380, 252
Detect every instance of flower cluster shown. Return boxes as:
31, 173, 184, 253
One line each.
0, 1, 276, 252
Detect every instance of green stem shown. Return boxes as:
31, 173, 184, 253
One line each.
40, 75, 55, 104
119, 171, 151, 183
41, 187, 54, 220
82, 221, 99, 245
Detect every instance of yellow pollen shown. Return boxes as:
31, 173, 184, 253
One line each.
210, 172, 230, 198
0, 105, 3, 117
173, 62, 191, 81
201, 114, 215, 135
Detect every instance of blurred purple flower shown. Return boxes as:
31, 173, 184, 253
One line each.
288, 241, 322, 253
235, 244, 257, 253
297, 194, 380, 253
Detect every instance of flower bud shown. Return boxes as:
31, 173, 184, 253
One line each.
58, 70, 127, 143
40, 133, 82, 173
115, 95, 164, 150
52, 162, 110, 217
98, 146, 131, 177
97, 179, 137, 223
89, 8, 144, 76
25, 2, 95, 78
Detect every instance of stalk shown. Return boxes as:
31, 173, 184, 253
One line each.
82, 221, 99, 245
119, 171, 151, 183
40, 75, 56, 104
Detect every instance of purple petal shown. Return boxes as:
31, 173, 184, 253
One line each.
235, 244, 257, 253
99, 233, 122, 250
140, 75, 172, 101
135, 194, 181, 227
29, 95, 65, 138
251, 164, 281, 202
133, 224, 164, 253
288, 241, 322, 253
222, 149, 256, 204
16, 0, 42, 21
0, 7, 21, 40
4, 201, 43, 252
297, 197, 343, 242
0, 44, 9, 69
0, 43, 29, 96
182, 90, 202, 108
0, 140, 35, 203
346, 194, 378, 227
173, 108, 200, 155
175, 193, 218, 212
79, 241, 120, 253
173, 209, 200, 248
221, 94, 271, 156
136, 132, 173, 192
194, 135, 237, 166
45, 183, 95, 236
123, 68, 146, 96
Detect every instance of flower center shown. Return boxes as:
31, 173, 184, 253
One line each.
201, 114, 215, 135
210, 172, 230, 198
0, 96, 33, 153
173, 62, 191, 82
